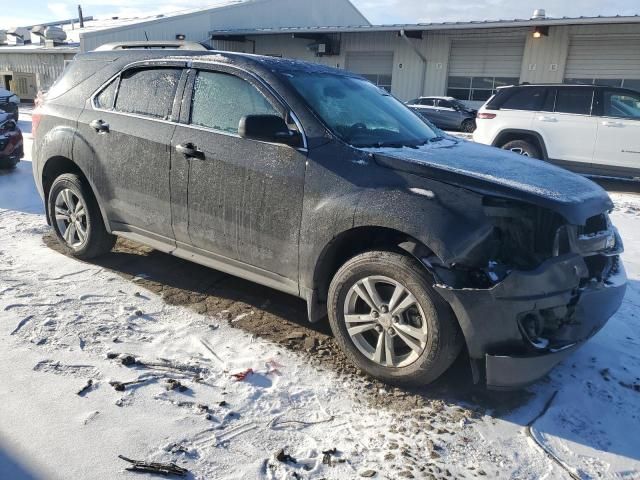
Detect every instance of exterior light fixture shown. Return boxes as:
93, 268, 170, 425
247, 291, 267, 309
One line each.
532, 26, 549, 38
175, 34, 186, 40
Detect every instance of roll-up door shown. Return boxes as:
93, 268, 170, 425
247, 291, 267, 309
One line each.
565, 36, 640, 90
447, 38, 525, 103
449, 38, 525, 77
345, 51, 394, 91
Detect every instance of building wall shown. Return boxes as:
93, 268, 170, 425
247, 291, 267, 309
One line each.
80, 0, 369, 52
0, 51, 76, 96
233, 22, 640, 101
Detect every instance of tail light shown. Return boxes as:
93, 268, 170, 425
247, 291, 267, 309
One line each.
32, 91, 46, 137
32, 110, 42, 137
478, 112, 497, 119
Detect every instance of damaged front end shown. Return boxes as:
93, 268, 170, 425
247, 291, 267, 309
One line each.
428, 197, 627, 390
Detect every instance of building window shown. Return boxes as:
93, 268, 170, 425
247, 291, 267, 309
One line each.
360, 74, 392, 93
447, 76, 519, 101
566, 78, 640, 90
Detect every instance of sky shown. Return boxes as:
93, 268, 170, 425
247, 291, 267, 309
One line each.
2, 0, 640, 29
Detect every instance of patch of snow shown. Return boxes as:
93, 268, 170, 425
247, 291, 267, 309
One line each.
0, 124, 639, 479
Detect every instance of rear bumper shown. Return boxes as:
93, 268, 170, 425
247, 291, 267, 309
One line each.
436, 254, 627, 389
0, 132, 23, 161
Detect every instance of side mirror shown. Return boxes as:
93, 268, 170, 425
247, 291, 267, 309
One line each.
238, 114, 302, 147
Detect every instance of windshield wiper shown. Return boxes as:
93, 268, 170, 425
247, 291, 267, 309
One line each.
354, 141, 407, 149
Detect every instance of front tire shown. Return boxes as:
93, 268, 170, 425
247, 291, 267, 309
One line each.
327, 251, 463, 386
502, 139, 541, 159
47, 173, 115, 259
461, 119, 476, 133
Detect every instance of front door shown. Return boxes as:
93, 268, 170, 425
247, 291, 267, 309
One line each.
77, 65, 185, 243
593, 88, 640, 170
533, 87, 598, 165
171, 66, 306, 284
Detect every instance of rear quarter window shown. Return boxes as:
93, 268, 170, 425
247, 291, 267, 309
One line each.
94, 77, 118, 109
500, 87, 547, 111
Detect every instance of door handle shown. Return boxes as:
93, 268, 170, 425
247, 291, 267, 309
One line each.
176, 143, 204, 159
89, 119, 109, 133
538, 116, 557, 122
602, 120, 624, 128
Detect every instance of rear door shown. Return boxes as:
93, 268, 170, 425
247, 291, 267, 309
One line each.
593, 88, 640, 170
78, 64, 185, 244
170, 65, 306, 288
532, 87, 598, 164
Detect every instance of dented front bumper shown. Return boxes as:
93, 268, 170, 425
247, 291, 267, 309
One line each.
435, 253, 627, 389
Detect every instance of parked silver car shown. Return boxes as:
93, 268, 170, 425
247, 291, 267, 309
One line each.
406, 96, 476, 132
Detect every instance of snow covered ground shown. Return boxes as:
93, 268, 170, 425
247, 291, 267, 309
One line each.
1, 114, 639, 479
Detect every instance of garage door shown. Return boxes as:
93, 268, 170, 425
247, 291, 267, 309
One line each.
565, 36, 640, 90
447, 38, 525, 102
345, 52, 394, 91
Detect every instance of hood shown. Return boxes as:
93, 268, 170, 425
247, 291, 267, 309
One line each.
368, 138, 613, 225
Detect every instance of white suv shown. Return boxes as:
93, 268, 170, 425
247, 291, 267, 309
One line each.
473, 84, 640, 179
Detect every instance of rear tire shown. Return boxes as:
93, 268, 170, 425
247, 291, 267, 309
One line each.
47, 173, 115, 259
327, 251, 463, 386
501, 139, 541, 159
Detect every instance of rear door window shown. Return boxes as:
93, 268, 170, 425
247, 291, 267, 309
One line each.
115, 68, 182, 120
554, 88, 594, 115
501, 87, 547, 111
437, 99, 455, 109
190, 70, 279, 134
421, 99, 435, 106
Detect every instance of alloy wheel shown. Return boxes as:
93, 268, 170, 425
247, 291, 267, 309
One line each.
343, 275, 428, 368
509, 147, 530, 157
54, 188, 88, 249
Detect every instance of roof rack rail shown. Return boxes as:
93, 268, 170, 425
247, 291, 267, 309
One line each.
94, 41, 210, 51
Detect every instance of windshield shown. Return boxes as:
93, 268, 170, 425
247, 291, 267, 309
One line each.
284, 72, 439, 148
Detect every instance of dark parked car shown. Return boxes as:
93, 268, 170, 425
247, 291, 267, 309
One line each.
0, 88, 20, 121
0, 111, 23, 169
406, 96, 477, 132
33, 49, 626, 389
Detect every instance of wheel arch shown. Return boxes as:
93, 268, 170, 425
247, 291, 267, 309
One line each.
492, 129, 548, 160
41, 156, 111, 232
306, 226, 435, 323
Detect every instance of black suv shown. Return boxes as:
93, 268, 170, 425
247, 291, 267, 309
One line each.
33, 50, 627, 389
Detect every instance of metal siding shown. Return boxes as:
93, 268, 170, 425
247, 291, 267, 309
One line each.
218, 23, 640, 100
80, 0, 369, 52
345, 52, 393, 75
520, 25, 569, 84
0, 52, 76, 92
565, 35, 640, 79
449, 38, 526, 77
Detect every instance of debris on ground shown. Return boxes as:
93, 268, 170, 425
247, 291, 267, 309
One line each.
230, 368, 253, 381
118, 455, 188, 476
76, 378, 95, 397
165, 379, 188, 392
275, 448, 297, 464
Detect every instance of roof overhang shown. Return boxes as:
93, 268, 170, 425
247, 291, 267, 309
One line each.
208, 14, 640, 37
